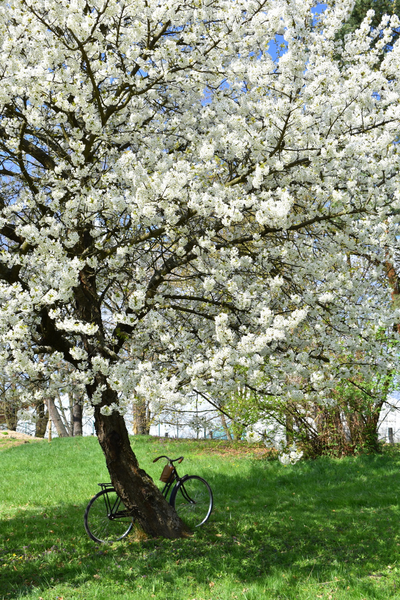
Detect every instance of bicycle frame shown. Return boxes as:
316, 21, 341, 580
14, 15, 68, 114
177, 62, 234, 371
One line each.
155, 455, 184, 502
85, 454, 212, 542
97, 483, 132, 519
160, 475, 177, 501
155, 456, 199, 509
95, 455, 194, 521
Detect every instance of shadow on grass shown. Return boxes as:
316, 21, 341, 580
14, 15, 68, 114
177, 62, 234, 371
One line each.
1, 450, 400, 598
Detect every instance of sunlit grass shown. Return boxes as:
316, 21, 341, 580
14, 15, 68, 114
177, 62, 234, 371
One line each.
1, 436, 400, 599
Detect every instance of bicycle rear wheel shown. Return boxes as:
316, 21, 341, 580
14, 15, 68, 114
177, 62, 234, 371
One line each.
170, 475, 213, 529
84, 488, 134, 543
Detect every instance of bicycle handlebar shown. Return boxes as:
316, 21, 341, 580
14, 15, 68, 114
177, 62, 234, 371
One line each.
153, 455, 184, 464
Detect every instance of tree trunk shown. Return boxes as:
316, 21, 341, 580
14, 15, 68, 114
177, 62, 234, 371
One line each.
92, 381, 191, 539
285, 409, 294, 446
72, 398, 83, 436
220, 413, 232, 441
5, 401, 18, 430
94, 406, 191, 538
47, 398, 69, 437
35, 402, 49, 438
73, 259, 190, 538
133, 397, 150, 435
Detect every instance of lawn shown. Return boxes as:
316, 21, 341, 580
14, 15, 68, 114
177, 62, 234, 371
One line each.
1, 435, 400, 599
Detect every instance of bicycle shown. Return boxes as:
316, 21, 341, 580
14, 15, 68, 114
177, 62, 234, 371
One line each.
84, 454, 213, 543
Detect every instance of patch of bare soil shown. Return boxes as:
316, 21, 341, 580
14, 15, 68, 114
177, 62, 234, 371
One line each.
151, 436, 278, 459
0, 429, 44, 450
200, 442, 277, 459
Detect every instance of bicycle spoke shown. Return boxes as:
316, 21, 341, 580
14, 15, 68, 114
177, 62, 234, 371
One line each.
84, 489, 133, 543
171, 476, 213, 529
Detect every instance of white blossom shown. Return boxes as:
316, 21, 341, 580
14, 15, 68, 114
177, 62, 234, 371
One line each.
0, 0, 398, 422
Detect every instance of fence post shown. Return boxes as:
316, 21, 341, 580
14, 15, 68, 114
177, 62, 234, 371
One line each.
389, 427, 394, 444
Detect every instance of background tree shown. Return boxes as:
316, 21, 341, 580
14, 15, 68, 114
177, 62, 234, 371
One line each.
1, 0, 400, 538
233, 257, 400, 456
0, 378, 20, 431
336, 0, 400, 47
33, 400, 48, 438
132, 396, 151, 435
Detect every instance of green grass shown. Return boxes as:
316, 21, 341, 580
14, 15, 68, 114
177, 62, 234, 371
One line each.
1, 435, 400, 599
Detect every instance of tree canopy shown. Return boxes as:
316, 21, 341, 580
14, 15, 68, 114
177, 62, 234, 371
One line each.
1, 0, 400, 536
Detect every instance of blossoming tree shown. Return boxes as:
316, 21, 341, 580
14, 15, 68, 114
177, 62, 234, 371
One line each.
1, 0, 400, 537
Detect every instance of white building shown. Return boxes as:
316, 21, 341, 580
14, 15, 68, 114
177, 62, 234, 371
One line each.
378, 392, 400, 444
9, 391, 400, 445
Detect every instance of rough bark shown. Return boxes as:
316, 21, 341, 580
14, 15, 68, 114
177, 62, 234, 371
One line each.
94, 387, 192, 539
72, 398, 83, 436
35, 401, 49, 438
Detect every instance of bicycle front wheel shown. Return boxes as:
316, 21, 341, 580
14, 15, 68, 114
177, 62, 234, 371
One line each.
84, 488, 134, 543
170, 475, 213, 529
